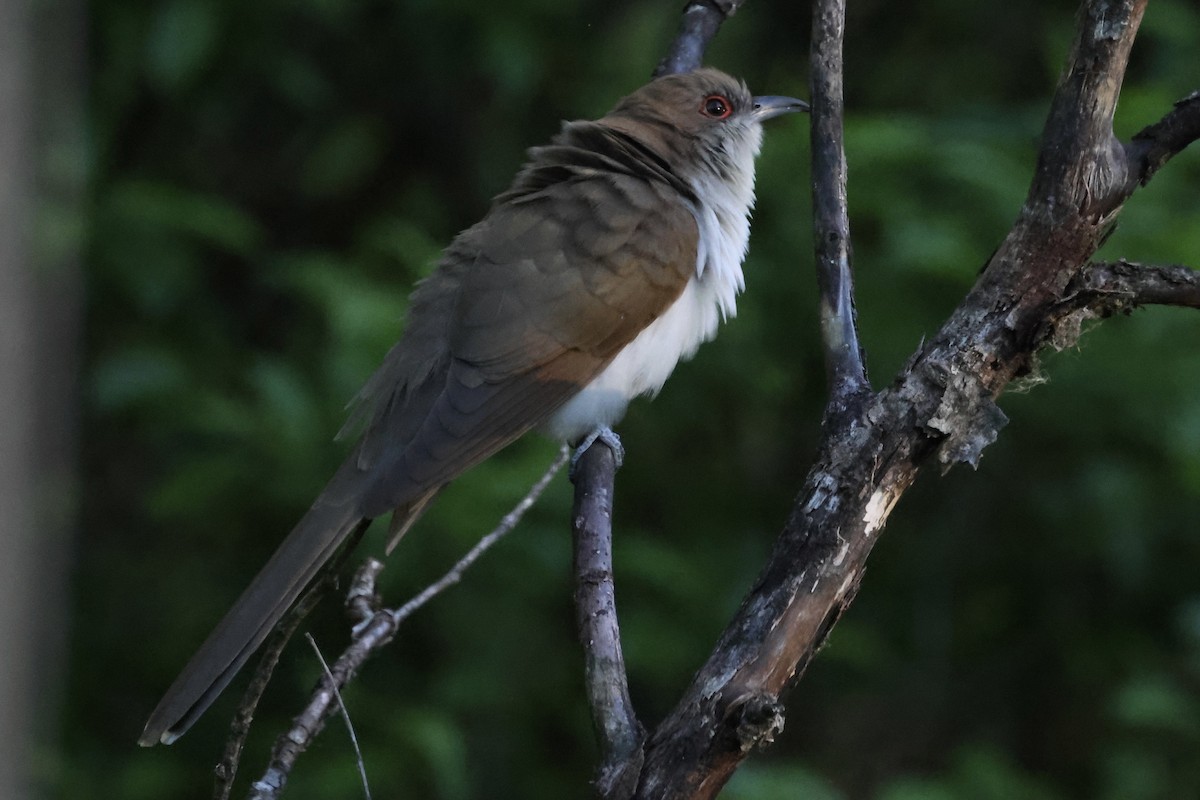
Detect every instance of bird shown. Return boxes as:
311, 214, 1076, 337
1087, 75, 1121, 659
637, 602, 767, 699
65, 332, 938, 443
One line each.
139, 68, 808, 746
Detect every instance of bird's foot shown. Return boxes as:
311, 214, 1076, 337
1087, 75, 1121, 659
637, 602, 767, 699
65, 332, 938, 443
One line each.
570, 426, 624, 478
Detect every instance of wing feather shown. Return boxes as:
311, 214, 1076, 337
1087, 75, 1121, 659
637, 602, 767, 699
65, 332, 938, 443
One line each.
358, 146, 698, 515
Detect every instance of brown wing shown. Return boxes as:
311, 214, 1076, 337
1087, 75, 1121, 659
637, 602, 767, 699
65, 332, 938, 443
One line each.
358, 168, 697, 516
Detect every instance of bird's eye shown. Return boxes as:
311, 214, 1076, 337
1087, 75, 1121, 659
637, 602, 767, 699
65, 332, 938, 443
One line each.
701, 95, 732, 120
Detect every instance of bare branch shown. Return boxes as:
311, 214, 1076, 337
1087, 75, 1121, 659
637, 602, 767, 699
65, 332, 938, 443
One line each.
1027, 0, 1147, 222
1079, 260, 1200, 309
213, 583, 320, 800
573, 0, 748, 793
214, 523, 369, 800
632, 2, 1165, 796
392, 446, 568, 623
570, 441, 643, 800
654, 0, 745, 77
248, 588, 388, 800
344, 558, 384, 631
305, 634, 371, 800
247, 448, 569, 800
1064, 260, 1200, 316
948, 0, 1149, 362
1125, 91, 1200, 188
808, 0, 869, 420
1031, 260, 1200, 355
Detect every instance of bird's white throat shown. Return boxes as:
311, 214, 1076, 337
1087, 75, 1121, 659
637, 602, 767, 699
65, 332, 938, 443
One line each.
544, 125, 763, 443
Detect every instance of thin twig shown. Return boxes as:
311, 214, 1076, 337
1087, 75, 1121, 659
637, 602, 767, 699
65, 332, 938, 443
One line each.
1079, 261, 1200, 309
214, 522, 369, 800
1037, 260, 1200, 352
247, 447, 569, 800
391, 445, 569, 624
575, 3, 749, 795
570, 440, 642, 800
654, 0, 744, 77
808, 0, 869, 420
1048, 259, 1200, 325
305, 634, 371, 800
1124, 90, 1200, 188
345, 558, 384, 631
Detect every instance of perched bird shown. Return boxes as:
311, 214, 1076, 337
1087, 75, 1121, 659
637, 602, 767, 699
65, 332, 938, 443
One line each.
140, 68, 807, 746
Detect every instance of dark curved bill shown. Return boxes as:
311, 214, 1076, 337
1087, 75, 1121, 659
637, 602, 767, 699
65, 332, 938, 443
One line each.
751, 95, 811, 120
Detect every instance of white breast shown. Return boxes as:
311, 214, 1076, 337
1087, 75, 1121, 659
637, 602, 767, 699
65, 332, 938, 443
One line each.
543, 129, 761, 444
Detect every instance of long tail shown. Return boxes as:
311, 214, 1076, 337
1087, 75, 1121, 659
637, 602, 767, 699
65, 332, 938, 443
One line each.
139, 460, 377, 746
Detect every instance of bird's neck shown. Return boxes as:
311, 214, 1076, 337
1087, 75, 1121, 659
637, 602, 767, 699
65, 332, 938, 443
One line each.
682, 125, 763, 319
594, 115, 763, 314
515, 116, 763, 320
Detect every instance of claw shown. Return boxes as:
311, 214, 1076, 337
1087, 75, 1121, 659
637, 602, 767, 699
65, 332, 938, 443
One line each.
570, 426, 625, 477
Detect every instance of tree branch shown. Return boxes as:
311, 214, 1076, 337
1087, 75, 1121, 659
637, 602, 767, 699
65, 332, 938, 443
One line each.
655, 0, 745, 77
244, 448, 568, 800
304, 633, 372, 800
808, 0, 869, 420
1125, 91, 1200, 189
632, 2, 1166, 796
572, 0, 745, 795
1034, 260, 1200, 354
214, 523, 369, 800
344, 558, 385, 630
1078, 260, 1200, 309
1026, 0, 1146, 223
571, 441, 643, 800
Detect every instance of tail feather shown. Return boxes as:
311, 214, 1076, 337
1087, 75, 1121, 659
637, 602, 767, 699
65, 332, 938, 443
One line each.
139, 474, 369, 746
384, 487, 442, 554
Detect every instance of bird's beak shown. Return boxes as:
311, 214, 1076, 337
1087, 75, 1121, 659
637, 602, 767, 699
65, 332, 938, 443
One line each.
751, 95, 810, 121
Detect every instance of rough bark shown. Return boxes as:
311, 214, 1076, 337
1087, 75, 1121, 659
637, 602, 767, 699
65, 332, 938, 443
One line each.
571, 442, 643, 800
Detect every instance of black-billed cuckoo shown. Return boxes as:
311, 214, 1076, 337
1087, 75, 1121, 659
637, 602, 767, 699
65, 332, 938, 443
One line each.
140, 68, 807, 746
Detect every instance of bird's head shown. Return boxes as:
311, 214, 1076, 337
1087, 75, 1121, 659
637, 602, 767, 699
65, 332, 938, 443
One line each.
601, 68, 809, 184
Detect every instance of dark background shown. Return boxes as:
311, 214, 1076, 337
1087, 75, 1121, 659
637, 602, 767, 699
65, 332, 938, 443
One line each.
51, 0, 1200, 797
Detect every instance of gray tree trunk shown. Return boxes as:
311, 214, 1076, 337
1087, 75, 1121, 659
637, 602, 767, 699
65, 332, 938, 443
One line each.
0, 0, 83, 796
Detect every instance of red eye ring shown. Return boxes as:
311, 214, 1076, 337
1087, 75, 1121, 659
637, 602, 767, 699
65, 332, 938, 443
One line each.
700, 95, 732, 119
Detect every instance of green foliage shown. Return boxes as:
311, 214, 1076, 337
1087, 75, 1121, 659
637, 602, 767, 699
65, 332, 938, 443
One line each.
65, 0, 1200, 798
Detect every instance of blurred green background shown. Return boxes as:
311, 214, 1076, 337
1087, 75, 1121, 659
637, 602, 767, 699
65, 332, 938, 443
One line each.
44, 0, 1200, 797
